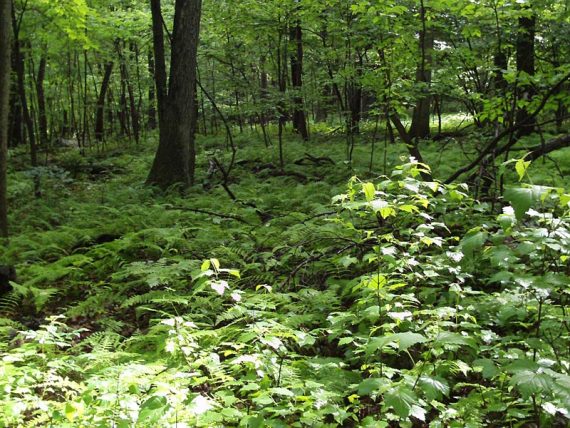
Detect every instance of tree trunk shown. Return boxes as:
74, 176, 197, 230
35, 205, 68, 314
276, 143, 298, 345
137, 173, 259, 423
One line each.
117, 42, 130, 138
410, 0, 433, 140
12, 11, 39, 198
0, 0, 11, 237
36, 55, 48, 147
515, 11, 536, 137
147, 0, 202, 189
290, 21, 309, 141
147, 50, 157, 129
347, 53, 363, 134
95, 61, 114, 141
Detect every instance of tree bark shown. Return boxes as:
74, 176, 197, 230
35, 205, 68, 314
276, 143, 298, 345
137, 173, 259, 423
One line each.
0, 0, 11, 237
12, 12, 37, 170
147, 50, 157, 129
95, 61, 114, 141
410, 0, 433, 140
515, 12, 536, 137
347, 53, 363, 134
147, 0, 202, 189
36, 55, 48, 147
150, 0, 167, 123
290, 21, 309, 141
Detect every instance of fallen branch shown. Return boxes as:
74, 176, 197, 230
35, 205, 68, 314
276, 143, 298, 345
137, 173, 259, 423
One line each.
524, 134, 570, 161
167, 206, 253, 225
445, 71, 570, 184
294, 153, 336, 166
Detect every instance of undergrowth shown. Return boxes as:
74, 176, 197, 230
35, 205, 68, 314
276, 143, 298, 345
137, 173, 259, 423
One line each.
0, 130, 569, 427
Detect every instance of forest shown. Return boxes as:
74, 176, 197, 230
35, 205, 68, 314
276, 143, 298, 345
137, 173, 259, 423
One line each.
0, 0, 569, 426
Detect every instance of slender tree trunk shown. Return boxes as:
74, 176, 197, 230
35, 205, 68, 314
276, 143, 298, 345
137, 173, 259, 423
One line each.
290, 21, 309, 140
147, 50, 157, 129
515, 11, 536, 137
12, 12, 39, 190
410, 0, 433, 140
8, 36, 22, 148
117, 42, 130, 138
0, 0, 12, 237
122, 42, 140, 144
36, 55, 48, 147
106, 88, 114, 135
95, 61, 114, 141
277, 22, 287, 168
147, 0, 202, 189
348, 53, 363, 134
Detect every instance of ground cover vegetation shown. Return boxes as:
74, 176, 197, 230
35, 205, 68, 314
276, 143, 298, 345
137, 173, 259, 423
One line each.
0, 0, 569, 427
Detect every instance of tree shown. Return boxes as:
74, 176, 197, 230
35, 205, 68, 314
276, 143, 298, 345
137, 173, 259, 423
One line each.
290, 14, 309, 140
515, 8, 536, 137
0, 0, 11, 237
409, 0, 433, 140
147, 0, 203, 189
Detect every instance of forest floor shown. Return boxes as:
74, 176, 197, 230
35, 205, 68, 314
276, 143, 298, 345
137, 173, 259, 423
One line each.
1, 123, 569, 427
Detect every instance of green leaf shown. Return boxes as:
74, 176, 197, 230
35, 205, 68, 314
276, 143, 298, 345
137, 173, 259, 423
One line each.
363, 182, 376, 202
383, 386, 418, 418
460, 229, 487, 260
473, 359, 499, 379
504, 187, 542, 220
515, 157, 531, 182
358, 378, 388, 396
137, 396, 169, 425
418, 375, 450, 401
510, 370, 554, 399
269, 387, 295, 397
433, 332, 477, 349
366, 332, 427, 355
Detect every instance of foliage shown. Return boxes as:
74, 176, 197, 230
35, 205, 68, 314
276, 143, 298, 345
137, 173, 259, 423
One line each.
0, 134, 569, 426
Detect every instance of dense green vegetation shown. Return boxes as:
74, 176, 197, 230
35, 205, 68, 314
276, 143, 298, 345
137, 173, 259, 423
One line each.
0, 131, 568, 426
0, 0, 569, 426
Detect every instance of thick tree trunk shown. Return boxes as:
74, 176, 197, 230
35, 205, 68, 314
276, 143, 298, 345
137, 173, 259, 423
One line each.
515, 12, 536, 137
95, 61, 114, 141
0, 0, 11, 237
410, 1, 433, 140
147, 0, 202, 189
290, 21, 309, 141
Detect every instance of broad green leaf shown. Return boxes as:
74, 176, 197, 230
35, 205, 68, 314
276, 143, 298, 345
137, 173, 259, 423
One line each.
137, 396, 169, 425
64, 402, 84, 422
379, 206, 396, 219
473, 359, 499, 379
433, 332, 477, 349
366, 332, 427, 355
338, 337, 354, 346
515, 157, 531, 182
418, 376, 450, 400
358, 378, 388, 396
460, 229, 487, 260
363, 182, 376, 202
510, 370, 554, 399
383, 386, 418, 418
504, 187, 543, 220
